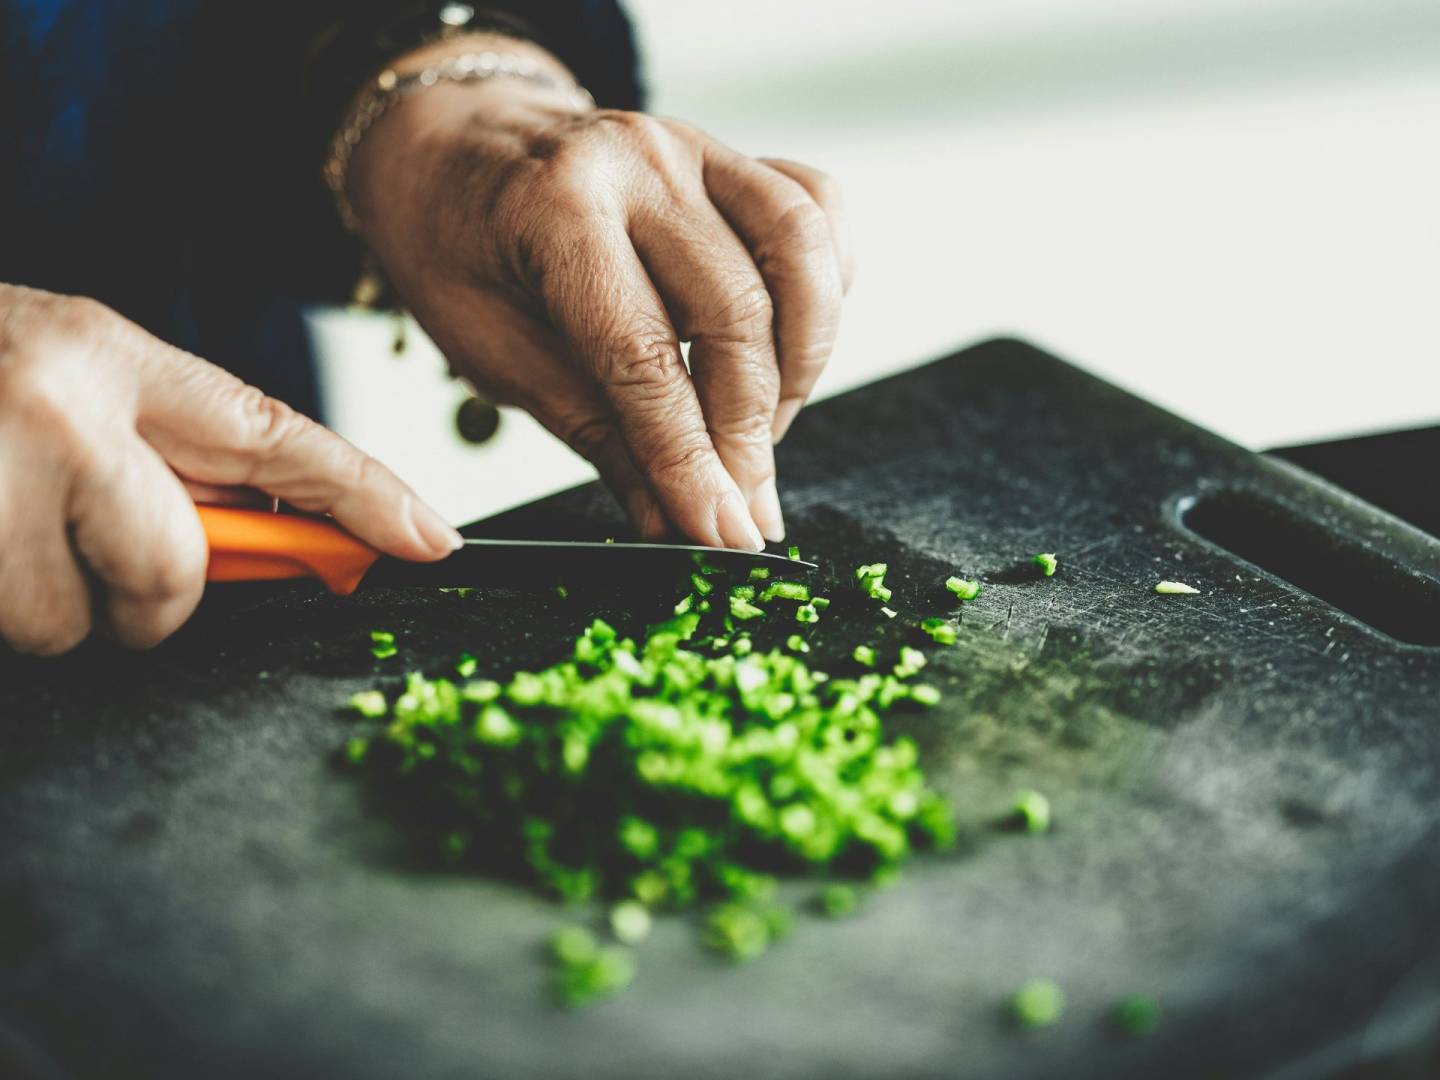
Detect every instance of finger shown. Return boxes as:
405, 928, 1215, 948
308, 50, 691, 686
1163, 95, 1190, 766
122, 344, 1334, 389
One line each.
0, 464, 92, 656
533, 216, 764, 551
409, 284, 668, 540
703, 146, 845, 443
67, 435, 209, 648
129, 343, 461, 561
181, 480, 276, 509
758, 157, 856, 293
630, 198, 785, 542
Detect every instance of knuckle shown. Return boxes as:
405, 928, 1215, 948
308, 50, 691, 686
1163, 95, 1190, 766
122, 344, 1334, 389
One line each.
53, 294, 118, 339
646, 439, 712, 486
593, 109, 666, 147
784, 336, 836, 381
699, 281, 773, 343
600, 326, 680, 391
806, 168, 845, 211
766, 200, 833, 263
555, 411, 615, 462
0, 353, 106, 464
235, 387, 308, 457
141, 531, 209, 605
348, 451, 391, 496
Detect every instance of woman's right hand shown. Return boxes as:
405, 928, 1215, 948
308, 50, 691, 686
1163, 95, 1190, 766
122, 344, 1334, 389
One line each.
0, 284, 461, 655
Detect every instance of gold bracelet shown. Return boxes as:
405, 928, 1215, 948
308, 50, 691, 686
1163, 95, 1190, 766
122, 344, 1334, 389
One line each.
323, 49, 595, 232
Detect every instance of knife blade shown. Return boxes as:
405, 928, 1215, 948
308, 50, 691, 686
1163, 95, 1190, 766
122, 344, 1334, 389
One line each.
362, 538, 816, 591
198, 505, 815, 595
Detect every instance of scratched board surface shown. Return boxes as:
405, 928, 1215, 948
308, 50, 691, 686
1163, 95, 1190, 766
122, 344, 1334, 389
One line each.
2, 339, 1439, 1079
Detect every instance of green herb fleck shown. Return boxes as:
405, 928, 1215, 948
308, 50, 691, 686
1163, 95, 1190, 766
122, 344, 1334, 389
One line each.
819, 884, 860, 919
554, 945, 635, 1007
1012, 789, 1052, 834
852, 644, 876, 667
1011, 978, 1065, 1029
759, 580, 811, 603
1111, 993, 1162, 1035
945, 576, 982, 601
894, 646, 928, 678
348, 690, 387, 718
369, 630, 397, 659
456, 653, 478, 678
729, 594, 766, 621
609, 900, 653, 945
704, 903, 789, 963
1155, 580, 1199, 595
1034, 553, 1058, 578
550, 925, 599, 966
920, 617, 957, 645
909, 684, 941, 707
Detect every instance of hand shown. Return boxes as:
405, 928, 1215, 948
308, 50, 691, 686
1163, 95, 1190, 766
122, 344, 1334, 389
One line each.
0, 284, 461, 655
349, 41, 854, 550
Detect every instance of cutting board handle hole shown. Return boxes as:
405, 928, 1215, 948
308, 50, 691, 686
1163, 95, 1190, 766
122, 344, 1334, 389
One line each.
1180, 490, 1440, 647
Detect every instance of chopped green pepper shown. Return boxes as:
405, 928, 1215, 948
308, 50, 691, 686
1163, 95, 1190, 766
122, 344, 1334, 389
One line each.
759, 580, 811, 603
729, 595, 766, 621
1111, 993, 1162, 1035
369, 630, 397, 659
1155, 580, 1199, 595
920, 617, 957, 645
1034, 553, 1058, 578
1012, 789, 1051, 834
819, 884, 860, 918
1010, 978, 1065, 1028
945, 576, 982, 601
609, 900, 653, 945
348, 690, 387, 718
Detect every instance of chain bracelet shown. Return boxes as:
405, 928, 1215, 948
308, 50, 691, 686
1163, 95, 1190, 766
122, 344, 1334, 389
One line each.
323, 50, 595, 232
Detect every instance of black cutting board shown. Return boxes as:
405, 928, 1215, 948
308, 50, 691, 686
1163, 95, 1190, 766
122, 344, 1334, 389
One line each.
2, 339, 1438, 1080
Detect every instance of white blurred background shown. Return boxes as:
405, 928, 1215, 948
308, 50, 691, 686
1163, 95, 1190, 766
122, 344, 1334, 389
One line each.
308, 0, 1440, 526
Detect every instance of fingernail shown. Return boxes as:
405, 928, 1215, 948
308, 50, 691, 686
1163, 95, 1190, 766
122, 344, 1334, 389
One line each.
772, 399, 803, 443
715, 490, 765, 552
749, 477, 785, 543
412, 502, 464, 554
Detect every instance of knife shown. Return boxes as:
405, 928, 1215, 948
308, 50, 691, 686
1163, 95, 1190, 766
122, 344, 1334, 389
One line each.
198, 505, 816, 595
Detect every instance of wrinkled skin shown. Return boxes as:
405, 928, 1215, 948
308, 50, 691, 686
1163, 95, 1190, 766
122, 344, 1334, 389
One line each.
0, 284, 459, 655
349, 35, 854, 552
0, 33, 850, 654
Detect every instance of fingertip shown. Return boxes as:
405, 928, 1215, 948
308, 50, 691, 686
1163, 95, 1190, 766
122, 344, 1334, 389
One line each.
772, 399, 803, 443
715, 490, 765, 552
749, 477, 785, 544
407, 498, 464, 560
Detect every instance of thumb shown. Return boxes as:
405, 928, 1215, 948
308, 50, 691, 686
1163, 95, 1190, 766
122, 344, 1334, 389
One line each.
126, 335, 461, 561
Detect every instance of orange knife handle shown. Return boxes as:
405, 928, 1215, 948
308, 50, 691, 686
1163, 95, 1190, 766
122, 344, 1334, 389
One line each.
198, 505, 382, 595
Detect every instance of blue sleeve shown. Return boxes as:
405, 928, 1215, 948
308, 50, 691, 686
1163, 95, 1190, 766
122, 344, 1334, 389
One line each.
0, 1, 644, 416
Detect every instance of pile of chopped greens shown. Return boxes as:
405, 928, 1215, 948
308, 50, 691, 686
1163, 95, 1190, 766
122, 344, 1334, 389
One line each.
340, 544, 1164, 1027
343, 552, 970, 1004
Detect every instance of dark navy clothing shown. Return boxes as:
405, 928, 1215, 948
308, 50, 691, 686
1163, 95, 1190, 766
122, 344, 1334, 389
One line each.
0, 2, 642, 417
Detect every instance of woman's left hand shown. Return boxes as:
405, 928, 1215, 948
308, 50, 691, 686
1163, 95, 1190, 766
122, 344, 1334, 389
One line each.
347, 37, 853, 550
